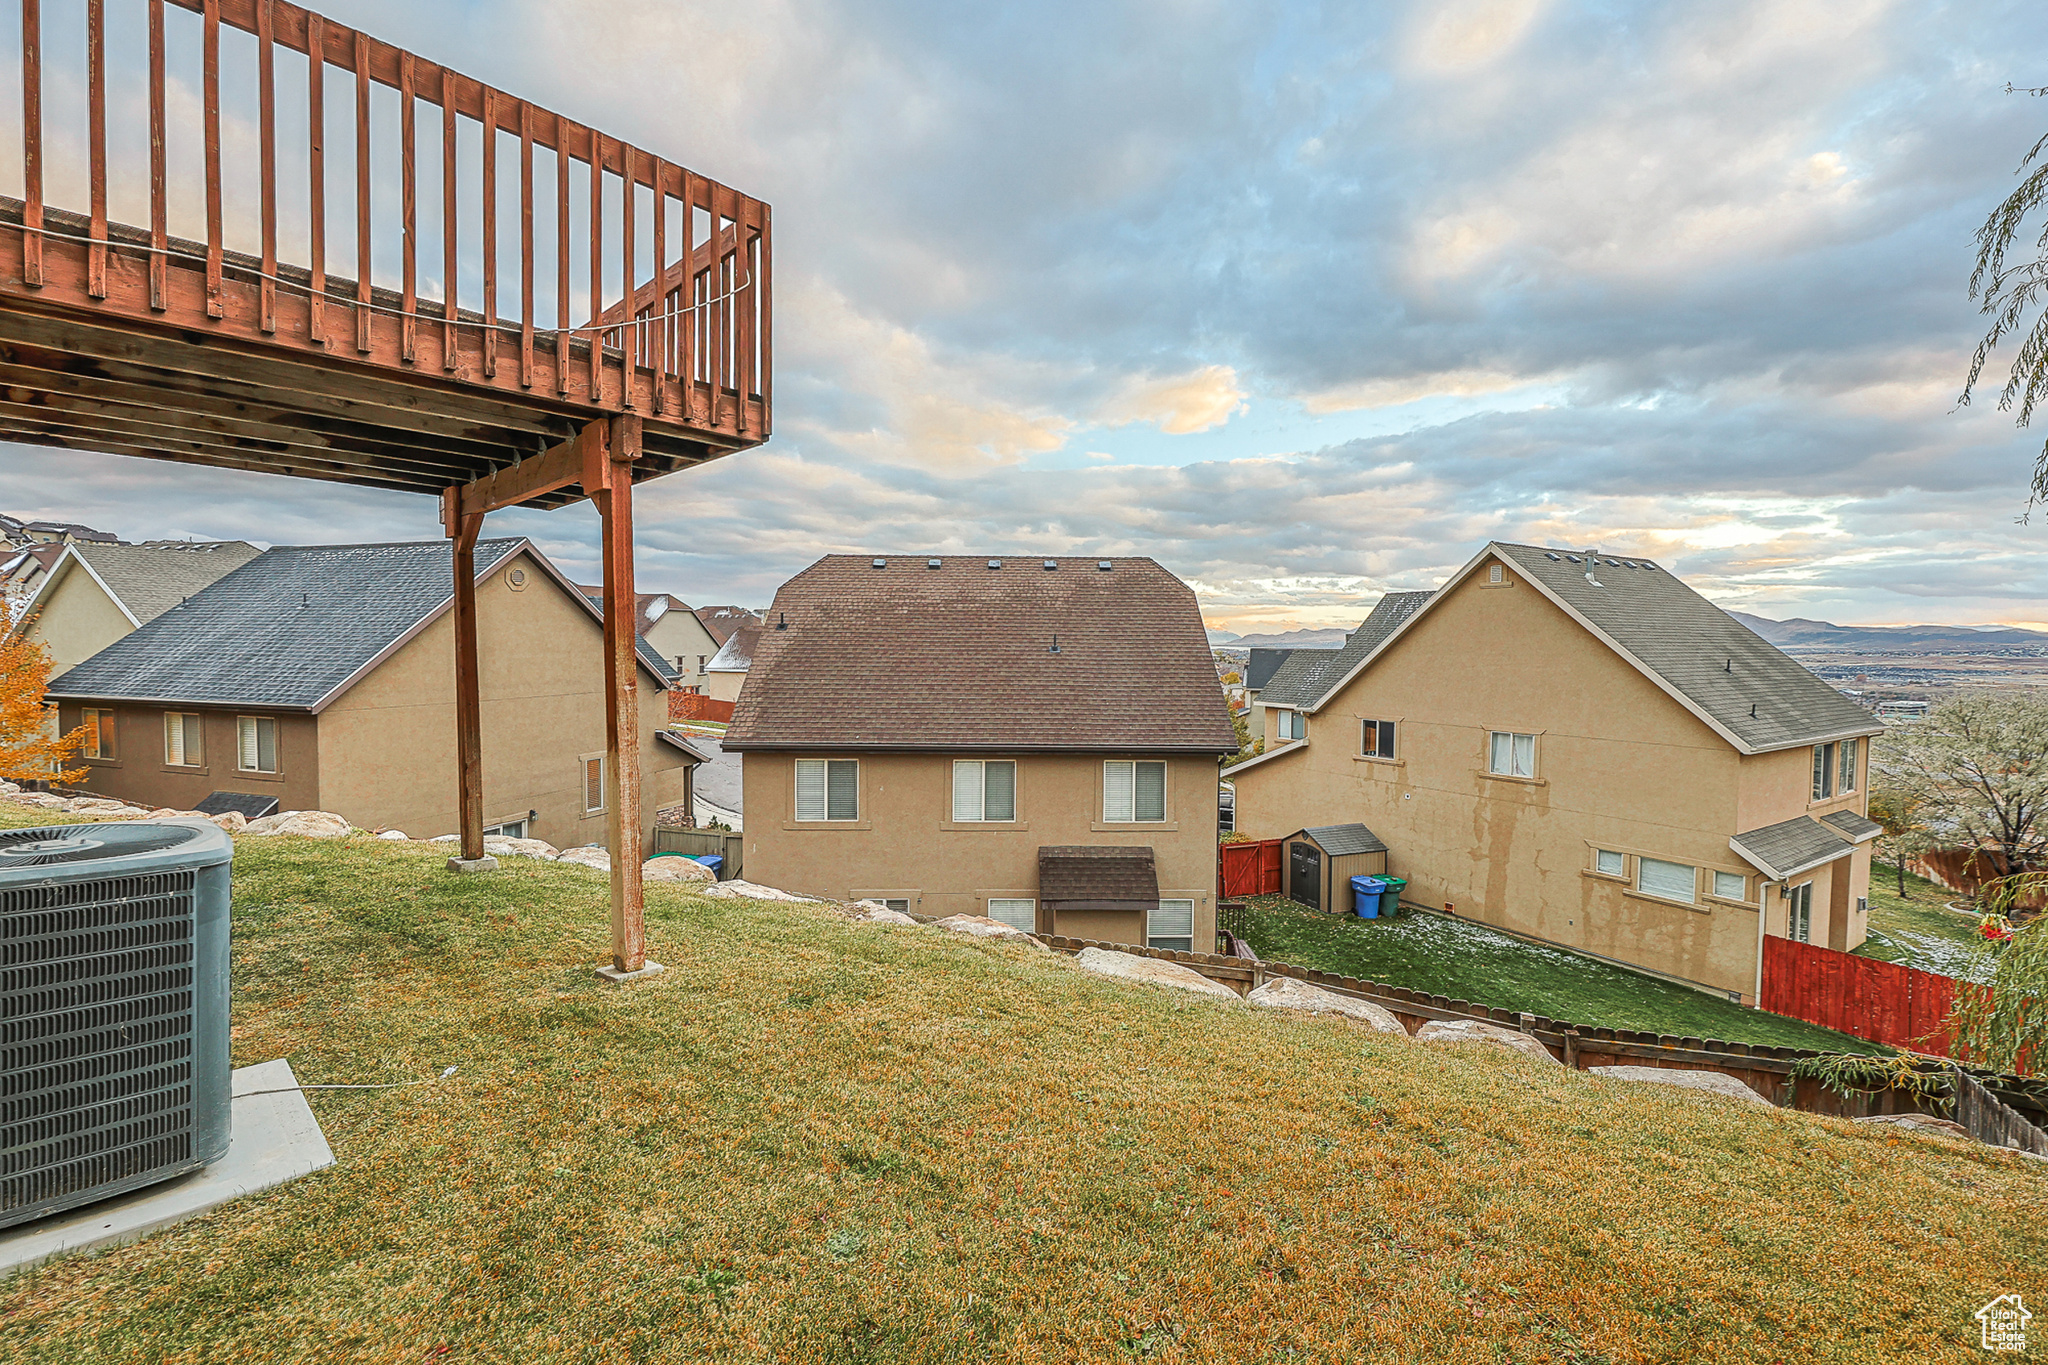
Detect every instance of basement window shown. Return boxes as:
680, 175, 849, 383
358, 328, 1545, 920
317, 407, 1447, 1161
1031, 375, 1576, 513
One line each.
1149, 899, 1195, 953
236, 716, 277, 774
582, 754, 606, 815
986, 898, 1036, 934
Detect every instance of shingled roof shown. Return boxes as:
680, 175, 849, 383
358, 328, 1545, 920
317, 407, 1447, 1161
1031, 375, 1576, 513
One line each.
56, 540, 263, 625
1260, 591, 1434, 709
725, 555, 1237, 753
48, 539, 670, 711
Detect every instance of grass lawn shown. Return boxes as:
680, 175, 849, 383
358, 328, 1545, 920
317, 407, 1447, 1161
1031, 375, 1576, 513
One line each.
1856, 864, 1992, 982
2, 809, 2042, 1362
1237, 897, 1883, 1053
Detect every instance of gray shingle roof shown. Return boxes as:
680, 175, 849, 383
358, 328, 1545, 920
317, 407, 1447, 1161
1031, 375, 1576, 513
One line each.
1729, 815, 1856, 880
69, 540, 262, 624
1243, 648, 1295, 692
48, 540, 523, 709
1490, 544, 1879, 753
1821, 810, 1883, 842
1297, 823, 1388, 856
1260, 591, 1434, 708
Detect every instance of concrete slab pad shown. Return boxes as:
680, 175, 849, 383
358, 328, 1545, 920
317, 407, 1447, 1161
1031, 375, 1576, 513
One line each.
0, 1058, 334, 1278
596, 959, 667, 984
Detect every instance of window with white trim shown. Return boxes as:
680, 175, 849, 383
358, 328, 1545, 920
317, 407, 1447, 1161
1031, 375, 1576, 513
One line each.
1636, 856, 1696, 904
1787, 882, 1813, 942
483, 819, 527, 839
235, 716, 277, 774
81, 707, 115, 760
1149, 899, 1195, 952
1811, 742, 1835, 801
582, 755, 606, 814
1360, 719, 1396, 759
1103, 760, 1166, 823
952, 760, 1017, 822
795, 759, 860, 821
1595, 849, 1625, 877
1488, 731, 1535, 778
1711, 870, 1747, 901
164, 712, 202, 767
1837, 738, 1858, 794
986, 898, 1036, 933
1276, 710, 1306, 741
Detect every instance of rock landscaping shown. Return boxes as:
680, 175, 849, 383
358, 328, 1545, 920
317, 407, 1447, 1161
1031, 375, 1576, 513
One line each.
1414, 1017, 1561, 1064
1589, 1064, 1769, 1104
1073, 946, 1238, 997
932, 915, 1053, 951
1247, 976, 1407, 1032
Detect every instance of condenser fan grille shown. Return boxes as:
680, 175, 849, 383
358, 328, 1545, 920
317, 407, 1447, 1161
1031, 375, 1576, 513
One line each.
0, 825, 199, 868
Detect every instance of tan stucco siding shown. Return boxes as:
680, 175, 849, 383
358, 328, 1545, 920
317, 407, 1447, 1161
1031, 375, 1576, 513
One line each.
24, 563, 135, 676
1233, 558, 1784, 998
704, 668, 745, 704
643, 611, 720, 691
57, 703, 320, 814
316, 552, 685, 845
741, 751, 1219, 949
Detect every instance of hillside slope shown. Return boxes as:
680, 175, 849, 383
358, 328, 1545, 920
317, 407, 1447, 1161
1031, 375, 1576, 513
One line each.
0, 820, 2040, 1363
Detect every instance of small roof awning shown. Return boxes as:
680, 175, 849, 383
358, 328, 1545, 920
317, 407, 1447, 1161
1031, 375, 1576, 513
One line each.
656, 731, 715, 762
1820, 810, 1882, 843
1290, 823, 1387, 856
1039, 845, 1158, 912
196, 791, 279, 820
1729, 815, 1856, 881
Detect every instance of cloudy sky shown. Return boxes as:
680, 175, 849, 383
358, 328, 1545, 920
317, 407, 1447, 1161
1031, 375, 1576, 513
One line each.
5, 0, 2048, 633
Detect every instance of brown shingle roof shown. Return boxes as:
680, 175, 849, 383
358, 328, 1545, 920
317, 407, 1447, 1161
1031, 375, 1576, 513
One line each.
1039, 845, 1159, 908
724, 555, 1237, 752
694, 604, 760, 645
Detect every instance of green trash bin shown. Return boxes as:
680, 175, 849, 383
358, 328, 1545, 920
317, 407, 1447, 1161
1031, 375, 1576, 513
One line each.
1378, 876, 1407, 916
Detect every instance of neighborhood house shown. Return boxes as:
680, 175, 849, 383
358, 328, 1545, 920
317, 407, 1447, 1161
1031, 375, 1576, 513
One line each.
724, 554, 1238, 948
1230, 542, 1884, 1003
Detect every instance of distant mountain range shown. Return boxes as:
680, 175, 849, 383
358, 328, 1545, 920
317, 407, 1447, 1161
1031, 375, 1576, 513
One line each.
1727, 611, 2048, 652
1207, 627, 1348, 649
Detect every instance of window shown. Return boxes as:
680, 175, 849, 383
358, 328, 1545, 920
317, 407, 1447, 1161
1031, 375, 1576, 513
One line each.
1787, 882, 1813, 942
583, 755, 606, 814
1838, 737, 1858, 794
164, 712, 202, 767
236, 716, 277, 774
883, 898, 911, 914
1360, 720, 1396, 760
1276, 710, 1306, 741
1488, 731, 1535, 778
1488, 564, 1504, 584
1149, 899, 1195, 952
795, 759, 859, 821
1637, 856, 1696, 904
1595, 849, 1625, 877
81, 708, 115, 760
1712, 870, 1747, 901
482, 819, 527, 839
987, 898, 1036, 933
1103, 760, 1166, 823
952, 760, 1017, 822
1811, 742, 1835, 801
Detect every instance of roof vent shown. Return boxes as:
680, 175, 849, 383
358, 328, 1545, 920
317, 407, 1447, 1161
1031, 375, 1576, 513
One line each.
1750, 702, 1757, 718
872, 558, 887, 569
1049, 632, 1062, 655
1043, 559, 1058, 571
987, 559, 1003, 570
927, 558, 942, 569
1641, 562, 1658, 571
1604, 558, 1620, 567
1565, 555, 1581, 564
775, 611, 787, 631
1545, 552, 1561, 561
1097, 560, 1113, 571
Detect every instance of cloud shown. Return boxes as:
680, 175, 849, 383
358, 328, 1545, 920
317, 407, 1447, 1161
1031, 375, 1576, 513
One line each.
1097, 365, 1249, 435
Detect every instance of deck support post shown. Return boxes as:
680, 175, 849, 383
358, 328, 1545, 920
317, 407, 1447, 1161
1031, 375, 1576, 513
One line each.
592, 414, 650, 977
440, 486, 488, 869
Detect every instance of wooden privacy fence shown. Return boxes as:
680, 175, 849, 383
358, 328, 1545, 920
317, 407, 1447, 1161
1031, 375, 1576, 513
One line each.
649, 827, 743, 882
668, 693, 733, 723
1219, 838, 1282, 899
1760, 935, 1957, 1056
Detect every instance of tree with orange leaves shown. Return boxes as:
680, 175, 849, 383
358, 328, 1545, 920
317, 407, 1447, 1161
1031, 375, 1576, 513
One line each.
0, 632, 87, 783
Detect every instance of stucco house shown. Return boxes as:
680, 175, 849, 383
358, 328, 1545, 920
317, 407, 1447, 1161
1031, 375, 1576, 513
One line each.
703, 616, 761, 704
724, 554, 1239, 948
44, 538, 700, 846
1230, 543, 1884, 1003
12, 539, 263, 674
576, 586, 723, 692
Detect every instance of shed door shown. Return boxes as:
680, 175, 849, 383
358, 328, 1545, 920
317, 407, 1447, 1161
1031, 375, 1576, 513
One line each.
1289, 841, 1321, 910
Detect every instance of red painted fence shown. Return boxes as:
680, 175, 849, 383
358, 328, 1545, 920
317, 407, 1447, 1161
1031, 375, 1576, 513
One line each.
669, 693, 735, 723
1220, 839, 1283, 899
1761, 936, 1957, 1055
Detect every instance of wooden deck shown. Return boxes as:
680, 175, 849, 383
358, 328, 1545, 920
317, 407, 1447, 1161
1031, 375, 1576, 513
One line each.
1, 0, 771, 501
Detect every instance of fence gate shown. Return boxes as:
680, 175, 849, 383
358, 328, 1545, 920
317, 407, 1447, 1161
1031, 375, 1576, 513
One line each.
1219, 839, 1283, 898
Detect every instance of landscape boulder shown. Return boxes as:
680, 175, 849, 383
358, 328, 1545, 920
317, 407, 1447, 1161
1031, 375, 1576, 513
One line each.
485, 835, 560, 861
1854, 1113, 1973, 1139
932, 914, 1053, 952
698, 879, 820, 903
18, 792, 71, 810
1414, 1018, 1560, 1065
1590, 1064, 1768, 1104
1073, 946, 1237, 996
65, 797, 132, 814
376, 830, 410, 841
555, 846, 612, 873
207, 810, 248, 832
0, 779, 18, 794
1247, 977, 1408, 1033
241, 810, 353, 839
849, 902, 920, 926
642, 855, 714, 883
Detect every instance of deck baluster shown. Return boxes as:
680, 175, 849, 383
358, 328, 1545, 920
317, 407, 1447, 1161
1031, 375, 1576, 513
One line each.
203, 0, 223, 318
520, 101, 534, 389
354, 31, 372, 353
399, 51, 416, 361
440, 67, 457, 372
87, 0, 107, 299
256, 0, 276, 330
307, 12, 326, 344
20, 0, 40, 287
150, 0, 169, 312
482, 86, 498, 379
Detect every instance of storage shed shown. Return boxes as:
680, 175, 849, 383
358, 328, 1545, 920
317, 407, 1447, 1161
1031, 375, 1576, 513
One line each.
1283, 824, 1388, 913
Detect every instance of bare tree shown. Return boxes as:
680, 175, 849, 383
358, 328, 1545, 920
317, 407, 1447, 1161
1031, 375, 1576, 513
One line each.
1962, 86, 2048, 509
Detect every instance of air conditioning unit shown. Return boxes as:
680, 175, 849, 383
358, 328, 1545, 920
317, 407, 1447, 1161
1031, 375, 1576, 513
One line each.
2, 820, 233, 1230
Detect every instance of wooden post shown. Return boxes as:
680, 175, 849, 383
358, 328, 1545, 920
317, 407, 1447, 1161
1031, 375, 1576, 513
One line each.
441, 488, 486, 866
593, 414, 648, 975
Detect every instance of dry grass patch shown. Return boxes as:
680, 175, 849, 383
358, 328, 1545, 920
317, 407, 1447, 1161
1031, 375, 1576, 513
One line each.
0, 819, 2040, 1363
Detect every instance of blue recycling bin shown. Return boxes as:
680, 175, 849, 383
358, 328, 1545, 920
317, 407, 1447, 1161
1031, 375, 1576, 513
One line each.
691, 854, 725, 878
1350, 875, 1386, 918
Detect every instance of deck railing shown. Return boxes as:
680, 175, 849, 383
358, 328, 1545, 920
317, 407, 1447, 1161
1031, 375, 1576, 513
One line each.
10, 0, 769, 440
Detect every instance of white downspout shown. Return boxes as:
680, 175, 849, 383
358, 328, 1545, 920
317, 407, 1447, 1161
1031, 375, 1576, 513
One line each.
1752, 881, 1775, 1006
